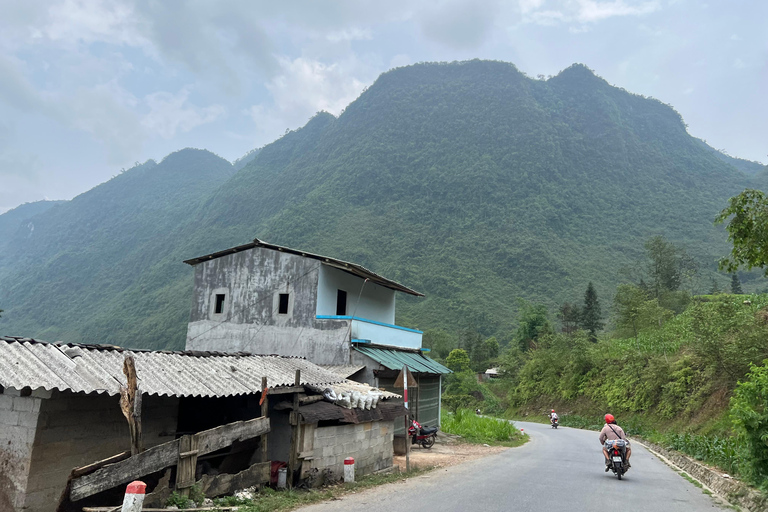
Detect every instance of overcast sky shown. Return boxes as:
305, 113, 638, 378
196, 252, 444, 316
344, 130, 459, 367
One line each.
0, 0, 765, 213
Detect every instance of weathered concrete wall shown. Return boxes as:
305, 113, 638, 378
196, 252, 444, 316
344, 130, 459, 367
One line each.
316, 266, 396, 323
185, 247, 351, 365
22, 391, 178, 512
0, 389, 45, 512
303, 421, 394, 479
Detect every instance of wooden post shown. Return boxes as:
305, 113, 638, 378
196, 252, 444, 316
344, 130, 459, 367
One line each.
176, 435, 198, 497
260, 376, 269, 464
403, 365, 410, 473
119, 355, 143, 456
287, 370, 301, 488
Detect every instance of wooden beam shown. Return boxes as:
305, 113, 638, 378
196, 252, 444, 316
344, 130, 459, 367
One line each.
71, 417, 270, 501
119, 355, 143, 456
287, 370, 301, 489
176, 435, 199, 497
269, 385, 304, 394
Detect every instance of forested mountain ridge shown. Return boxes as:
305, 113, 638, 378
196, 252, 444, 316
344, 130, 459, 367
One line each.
0, 149, 235, 344
0, 200, 66, 250
0, 60, 763, 349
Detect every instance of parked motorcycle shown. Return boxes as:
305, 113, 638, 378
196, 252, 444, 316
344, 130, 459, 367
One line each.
551, 418, 558, 429
604, 439, 629, 479
408, 419, 438, 449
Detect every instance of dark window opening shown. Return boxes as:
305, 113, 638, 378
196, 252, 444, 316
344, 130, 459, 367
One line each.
336, 289, 347, 316
214, 294, 226, 314
278, 293, 289, 314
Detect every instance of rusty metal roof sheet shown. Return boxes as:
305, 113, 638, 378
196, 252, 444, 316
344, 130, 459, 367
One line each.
0, 336, 360, 398
183, 238, 424, 297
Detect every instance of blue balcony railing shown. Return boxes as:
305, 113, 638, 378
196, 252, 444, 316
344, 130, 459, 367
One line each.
316, 315, 422, 350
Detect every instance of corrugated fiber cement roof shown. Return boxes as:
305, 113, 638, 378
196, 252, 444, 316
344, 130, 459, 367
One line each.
353, 346, 452, 375
0, 336, 352, 399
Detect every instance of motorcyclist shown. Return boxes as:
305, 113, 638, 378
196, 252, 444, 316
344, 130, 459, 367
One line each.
599, 413, 631, 471
549, 409, 559, 425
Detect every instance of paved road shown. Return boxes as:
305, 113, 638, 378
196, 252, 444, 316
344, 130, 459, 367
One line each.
296, 421, 727, 512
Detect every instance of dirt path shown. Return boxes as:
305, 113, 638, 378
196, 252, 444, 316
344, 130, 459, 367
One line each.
393, 433, 508, 470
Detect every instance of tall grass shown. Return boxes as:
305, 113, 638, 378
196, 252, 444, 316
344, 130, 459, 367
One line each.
442, 409, 525, 445
661, 432, 742, 476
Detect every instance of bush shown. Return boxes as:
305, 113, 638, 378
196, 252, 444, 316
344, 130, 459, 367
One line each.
730, 361, 768, 487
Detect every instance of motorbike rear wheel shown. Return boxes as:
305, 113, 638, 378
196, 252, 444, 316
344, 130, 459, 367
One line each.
421, 435, 436, 449
614, 462, 623, 480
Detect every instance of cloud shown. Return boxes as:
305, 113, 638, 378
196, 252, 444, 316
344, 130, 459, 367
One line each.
246, 56, 366, 142
519, 0, 660, 26
142, 87, 225, 139
326, 27, 374, 42
419, 0, 499, 50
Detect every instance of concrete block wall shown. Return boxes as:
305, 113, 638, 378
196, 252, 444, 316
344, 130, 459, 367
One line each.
308, 420, 394, 479
23, 391, 179, 512
0, 390, 44, 511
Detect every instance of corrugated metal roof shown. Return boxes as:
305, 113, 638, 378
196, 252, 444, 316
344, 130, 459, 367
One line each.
0, 336, 359, 398
183, 238, 424, 297
320, 365, 366, 378
353, 346, 452, 375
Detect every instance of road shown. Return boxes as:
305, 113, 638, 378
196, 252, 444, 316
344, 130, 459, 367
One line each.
295, 421, 727, 512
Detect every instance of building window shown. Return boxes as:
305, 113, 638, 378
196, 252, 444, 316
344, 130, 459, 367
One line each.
278, 293, 290, 315
214, 294, 226, 314
336, 289, 347, 316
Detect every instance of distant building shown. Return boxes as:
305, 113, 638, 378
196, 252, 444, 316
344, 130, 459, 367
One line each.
184, 238, 450, 430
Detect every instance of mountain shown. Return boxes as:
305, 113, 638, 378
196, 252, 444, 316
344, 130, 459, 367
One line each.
0, 61, 762, 349
695, 138, 766, 176
0, 149, 235, 347
0, 200, 66, 249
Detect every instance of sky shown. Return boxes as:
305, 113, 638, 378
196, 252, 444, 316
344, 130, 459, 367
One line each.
0, 0, 766, 213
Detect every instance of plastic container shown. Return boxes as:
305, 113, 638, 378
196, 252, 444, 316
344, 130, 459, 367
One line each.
277, 467, 287, 488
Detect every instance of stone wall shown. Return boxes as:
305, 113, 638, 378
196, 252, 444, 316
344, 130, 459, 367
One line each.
304, 421, 394, 480
0, 389, 45, 511
23, 391, 178, 512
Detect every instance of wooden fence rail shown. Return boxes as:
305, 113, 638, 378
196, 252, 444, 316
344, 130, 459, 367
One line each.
70, 416, 270, 501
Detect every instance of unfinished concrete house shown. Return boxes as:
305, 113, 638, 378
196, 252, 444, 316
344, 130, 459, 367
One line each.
0, 336, 404, 512
184, 238, 450, 431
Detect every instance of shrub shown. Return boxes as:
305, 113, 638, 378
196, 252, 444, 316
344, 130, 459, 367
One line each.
730, 361, 768, 487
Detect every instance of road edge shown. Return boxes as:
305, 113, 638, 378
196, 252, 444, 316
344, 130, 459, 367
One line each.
634, 439, 764, 512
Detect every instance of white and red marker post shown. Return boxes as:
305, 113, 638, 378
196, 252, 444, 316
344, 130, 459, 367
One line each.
121, 481, 146, 512
403, 365, 410, 473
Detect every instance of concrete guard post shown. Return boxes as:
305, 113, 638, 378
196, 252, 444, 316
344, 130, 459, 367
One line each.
121, 481, 146, 512
344, 457, 355, 483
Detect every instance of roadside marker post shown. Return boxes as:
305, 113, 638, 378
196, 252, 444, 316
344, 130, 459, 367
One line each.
344, 457, 356, 483
120, 481, 146, 512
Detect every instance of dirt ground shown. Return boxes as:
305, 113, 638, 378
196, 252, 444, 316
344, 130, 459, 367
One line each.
393, 433, 508, 470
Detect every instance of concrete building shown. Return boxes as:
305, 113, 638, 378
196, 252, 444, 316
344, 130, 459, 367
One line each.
0, 336, 402, 512
184, 238, 450, 430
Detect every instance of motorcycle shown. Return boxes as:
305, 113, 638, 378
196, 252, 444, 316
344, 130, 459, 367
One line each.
551, 418, 558, 429
604, 439, 629, 479
408, 419, 438, 449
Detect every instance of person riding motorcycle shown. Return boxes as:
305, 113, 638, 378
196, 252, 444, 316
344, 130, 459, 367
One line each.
599, 414, 631, 471
549, 409, 559, 425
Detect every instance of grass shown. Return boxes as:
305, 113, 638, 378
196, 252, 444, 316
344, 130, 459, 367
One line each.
211, 467, 432, 511
442, 408, 527, 446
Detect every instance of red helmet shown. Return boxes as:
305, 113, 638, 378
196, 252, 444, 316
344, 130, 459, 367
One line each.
551, 409, 555, 412
605, 414, 615, 423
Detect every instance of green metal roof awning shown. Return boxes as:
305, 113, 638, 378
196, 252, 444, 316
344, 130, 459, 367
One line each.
354, 346, 452, 375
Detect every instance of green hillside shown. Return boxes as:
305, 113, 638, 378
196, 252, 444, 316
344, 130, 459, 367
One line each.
0, 60, 763, 349
0, 200, 66, 250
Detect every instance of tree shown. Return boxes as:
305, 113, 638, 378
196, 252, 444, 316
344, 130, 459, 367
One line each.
557, 302, 581, 335
422, 329, 458, 360
445, 349, 471, 372
645, 236, 681, 298
709, 278, 721, 294
514, 299, 552, 351
580, 282, 604, 341
613, 284, 673, 343
715, 189, 768, 275
731, 274, 744, 294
